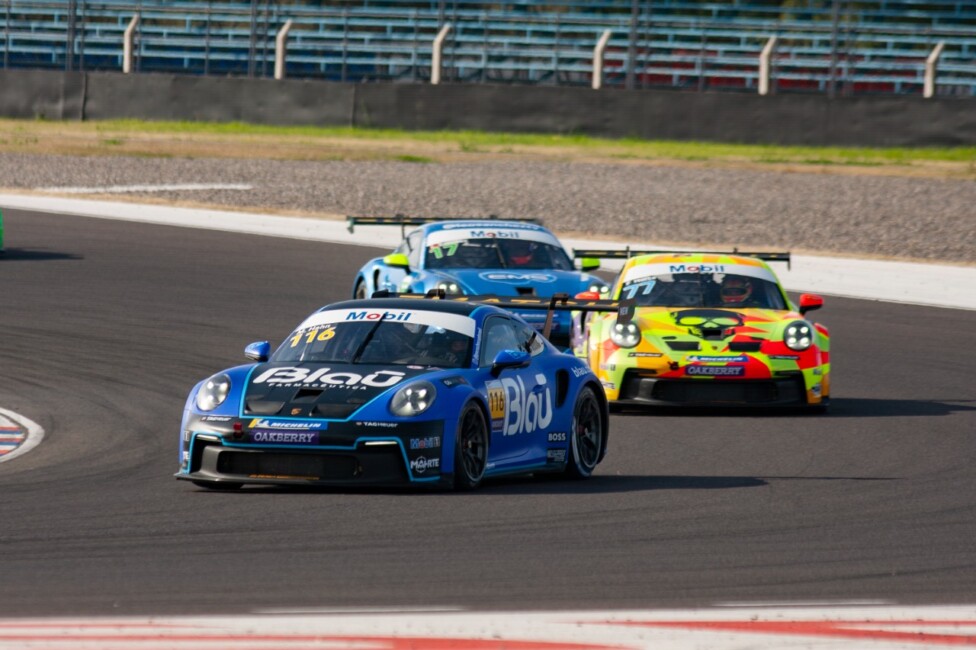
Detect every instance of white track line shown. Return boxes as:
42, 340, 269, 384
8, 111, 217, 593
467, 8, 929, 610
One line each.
3, 193, 973, 311
2, 606, 976, 649
32, 183, 252, 194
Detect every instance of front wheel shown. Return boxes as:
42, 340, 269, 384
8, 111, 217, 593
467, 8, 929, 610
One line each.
454, 403, 489, 490
566, 386, 604, 479
353, 278, 368, 299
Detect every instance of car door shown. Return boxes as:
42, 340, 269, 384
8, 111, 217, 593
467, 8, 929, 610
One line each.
479, 316, 551, 472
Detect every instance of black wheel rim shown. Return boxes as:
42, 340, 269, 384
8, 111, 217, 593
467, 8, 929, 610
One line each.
459, 408, 487, 482
574, 394, 602, 469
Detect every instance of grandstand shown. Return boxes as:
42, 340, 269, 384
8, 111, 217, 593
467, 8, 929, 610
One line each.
1, 1, 974, 96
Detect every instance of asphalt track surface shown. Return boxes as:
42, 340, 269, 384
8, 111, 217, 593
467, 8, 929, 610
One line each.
1, 208, 975, 618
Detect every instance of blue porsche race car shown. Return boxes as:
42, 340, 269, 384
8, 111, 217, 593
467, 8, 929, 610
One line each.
176, 293, 629, 490
348, 216, 609, 348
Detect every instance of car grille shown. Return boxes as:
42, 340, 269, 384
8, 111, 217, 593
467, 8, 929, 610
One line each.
666, 341, 700, 351
217, 451, 360, 479
729, 341, 762, 352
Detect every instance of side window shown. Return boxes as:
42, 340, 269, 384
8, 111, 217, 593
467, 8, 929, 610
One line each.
515, 322, 545, 356
479, 317, 521, 367
406, 231, 423, 269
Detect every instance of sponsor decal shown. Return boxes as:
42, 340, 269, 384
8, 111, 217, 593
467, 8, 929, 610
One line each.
572, 366, 589, 378
469, 229, 521, 239
410, 456, 440, 474
548, 432, 567, 442
686, 355, 748, 363
628, 352, 662, 358
486, 381, 506, 424
770, 354, 800, 360
813, 368, 823, 375
812, 383, 822, 396
501, 374, 553, 436
357, 421, 399, 428
253, 367, 405, 389
248, 419, 327, 430
290, 408, 303, 415
601, 380, 616, 389
479, 272, 557, 283
200, 415, 233, 422
685, 365, 745, 377
345, 310, 412, 322
599, 363, 615, 371
410, 436, 441, 450
547, 448, 568, 463
250, 431, 320, 444
669, 264, 726, 273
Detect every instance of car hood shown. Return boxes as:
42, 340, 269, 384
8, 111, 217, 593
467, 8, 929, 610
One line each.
443, 269, 595, 296
241, 362, 439, 420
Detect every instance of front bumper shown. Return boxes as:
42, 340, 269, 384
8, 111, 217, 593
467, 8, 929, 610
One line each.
176, 419, 448, 487
615, 369, 809, 407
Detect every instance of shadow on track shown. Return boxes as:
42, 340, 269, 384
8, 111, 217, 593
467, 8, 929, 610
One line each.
826, 397, 976, 418
610, 398, 976, 418
0, 248, 82, 262
179, 474, 770, 497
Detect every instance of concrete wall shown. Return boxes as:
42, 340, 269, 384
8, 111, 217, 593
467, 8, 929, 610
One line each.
1, 68, 974, 147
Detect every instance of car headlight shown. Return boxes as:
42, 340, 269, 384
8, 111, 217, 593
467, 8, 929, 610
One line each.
435, 280, 463, 295
195, 373, 231, 411
784, 321, 815, 351
588, 282, 610, 295
390, 381, 437, 417
610, 321, 641, 348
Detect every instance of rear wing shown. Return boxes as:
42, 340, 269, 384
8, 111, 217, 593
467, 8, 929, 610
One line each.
347, 214, 543, 235
573, 247, 791, 269
370, 290, 634, 340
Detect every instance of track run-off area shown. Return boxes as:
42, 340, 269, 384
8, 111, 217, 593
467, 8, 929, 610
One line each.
1, 199, 975, 648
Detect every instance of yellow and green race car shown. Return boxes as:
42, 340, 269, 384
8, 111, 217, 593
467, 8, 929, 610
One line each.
571, 250, 830, 410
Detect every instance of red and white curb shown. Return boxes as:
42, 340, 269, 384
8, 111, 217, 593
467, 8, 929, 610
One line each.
0, 407, 43, 463
1, 606, 976, 649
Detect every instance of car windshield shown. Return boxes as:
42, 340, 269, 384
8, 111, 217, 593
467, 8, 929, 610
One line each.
425, 238, 573, 270
617, 271, 788, 310
272, 311, 475, 368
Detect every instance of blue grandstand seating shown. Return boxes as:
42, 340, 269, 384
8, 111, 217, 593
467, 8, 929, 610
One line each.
1, 1, 973, 95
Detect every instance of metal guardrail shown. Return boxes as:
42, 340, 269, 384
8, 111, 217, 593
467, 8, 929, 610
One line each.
2, 0, 974, 96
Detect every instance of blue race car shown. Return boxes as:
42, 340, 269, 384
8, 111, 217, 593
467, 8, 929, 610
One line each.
348, 216, 609, 349
176, 294, 628, 490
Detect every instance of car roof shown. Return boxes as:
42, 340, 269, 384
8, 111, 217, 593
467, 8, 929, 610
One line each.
419, 220, 551, 235
319, 297, 484, 317
622, 252, 777, 272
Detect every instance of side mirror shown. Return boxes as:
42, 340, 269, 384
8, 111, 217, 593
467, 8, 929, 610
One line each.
798, 293, 824, 315
383, 253, 411, 270
244, 341, 271, 362
579, 257, 601, 271
491, 349, 530, 376
574, 291, 602, 300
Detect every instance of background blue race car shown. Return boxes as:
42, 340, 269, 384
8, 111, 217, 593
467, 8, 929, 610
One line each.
176, 295, 621, 490
348, 216, 609, 348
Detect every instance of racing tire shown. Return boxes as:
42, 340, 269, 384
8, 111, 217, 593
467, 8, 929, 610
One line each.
566, 386, 604, 479
191, 480, 243, 490
353, 278, 368, 300
454, 402, 489, 490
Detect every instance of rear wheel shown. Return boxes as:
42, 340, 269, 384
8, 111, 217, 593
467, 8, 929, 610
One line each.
454, 403, 489, 490
566, 386, 604, 479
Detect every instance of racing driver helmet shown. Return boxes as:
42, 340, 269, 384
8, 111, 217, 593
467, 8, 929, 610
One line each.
721, 276, 754, 305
